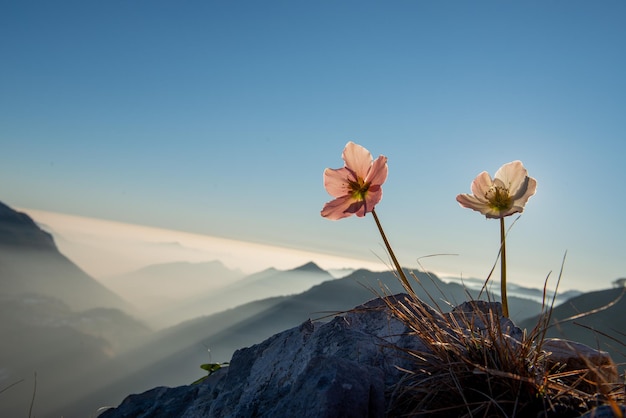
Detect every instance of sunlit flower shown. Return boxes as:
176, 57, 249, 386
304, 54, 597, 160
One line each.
321, 141, 388, 220
456, 160, 537, 219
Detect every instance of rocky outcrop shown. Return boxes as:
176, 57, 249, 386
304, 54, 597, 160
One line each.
100, 296, 620, 418
99, 296, 489, 417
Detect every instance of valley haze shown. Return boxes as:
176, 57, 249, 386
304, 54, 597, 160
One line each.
24, 208, 387, 279
17, 208, 396, 331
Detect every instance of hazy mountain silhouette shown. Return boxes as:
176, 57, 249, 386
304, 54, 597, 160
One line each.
0, 201, 129, 311
145, 261, 336, 328
69, 268, 547, 416
102, 260, 245, 326
444, 276, 583, 305
0, 201, 150, 417
520, 287, 626, 371
231, 261, 334, 296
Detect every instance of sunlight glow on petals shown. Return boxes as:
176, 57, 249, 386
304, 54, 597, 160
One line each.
321, 195, 362, 220
456, 194, 492, 216
512, 177, 537, 209
366, 155, 388, 185
457, 160, 537, 219
363, 185, 382, 210
321, 142, 387, 220
323, 167, 354, 198
342, 141, 374, 177
456, 193, 484, 209
470, 171, 493, 202
496, 161, 527, 193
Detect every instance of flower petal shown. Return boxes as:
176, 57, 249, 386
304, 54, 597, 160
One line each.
348, 200, 368, 217
456, 193, 491, 215
364, 155, 388, 187
494, 161, 527, 195
470, 171, 493, 203
323, 167, 354, 198
363, 184, 383, 213
321, 195, 361, 220
484, 209, 507, 219
342, 141, 373, 180
510, 176, 537, 212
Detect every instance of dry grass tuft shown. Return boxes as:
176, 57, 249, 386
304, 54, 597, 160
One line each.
376, 270, 625, 418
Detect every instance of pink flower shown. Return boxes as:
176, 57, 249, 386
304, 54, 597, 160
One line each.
321, 141, 388, 220
456, 160, 537, 219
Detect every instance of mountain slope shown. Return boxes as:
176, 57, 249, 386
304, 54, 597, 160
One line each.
0, 201, 130, 311
146, 261, 335, 327
520, 287, 626, 369
102, 260, 245, 325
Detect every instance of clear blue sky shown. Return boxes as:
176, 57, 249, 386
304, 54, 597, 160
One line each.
1, 1, 625, 291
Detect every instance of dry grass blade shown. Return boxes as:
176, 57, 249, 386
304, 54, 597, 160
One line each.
366, 259, 625, 417
550, 287, 626, 329
29, 372, 37, 418
0, 379, 23, 395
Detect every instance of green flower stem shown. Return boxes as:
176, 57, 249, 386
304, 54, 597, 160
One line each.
371, 209, 413, 293
500, 217, 509, 317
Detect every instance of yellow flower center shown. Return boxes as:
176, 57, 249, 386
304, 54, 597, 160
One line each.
348, 177, 370, 201
486, 186, 512, 211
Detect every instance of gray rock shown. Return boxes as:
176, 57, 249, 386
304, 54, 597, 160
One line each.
540, 338, 618, 394
100, 294, 427, 418
579, 405, 626, 418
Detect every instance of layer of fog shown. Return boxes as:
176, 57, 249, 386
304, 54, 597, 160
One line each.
23, 208, 386, 278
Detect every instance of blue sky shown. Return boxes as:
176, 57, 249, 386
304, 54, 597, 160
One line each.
1, 1, 625, 291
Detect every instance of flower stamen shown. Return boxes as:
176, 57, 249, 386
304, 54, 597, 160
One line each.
348, 177, 369, 200
486, 186, 512, 212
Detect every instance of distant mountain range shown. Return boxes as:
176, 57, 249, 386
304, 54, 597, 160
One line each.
442, 276, 583, 306
101, 259, 338, 328
1, 200, 623, 417
101, 260, 245, 327
143, 261, 337, 328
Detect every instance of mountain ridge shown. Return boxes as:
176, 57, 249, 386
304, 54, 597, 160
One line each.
520, 287, 626, 371
0, 201, 130, 312
143, 261, 335, 328
101, 259, 246, 325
